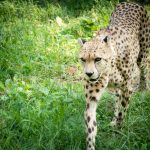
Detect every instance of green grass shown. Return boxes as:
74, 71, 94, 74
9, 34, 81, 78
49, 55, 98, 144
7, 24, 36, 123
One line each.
0, 0, 150, 150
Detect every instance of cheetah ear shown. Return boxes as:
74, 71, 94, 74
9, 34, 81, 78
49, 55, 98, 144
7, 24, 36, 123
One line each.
78, 38, 86, 46
103, 36, 108, 43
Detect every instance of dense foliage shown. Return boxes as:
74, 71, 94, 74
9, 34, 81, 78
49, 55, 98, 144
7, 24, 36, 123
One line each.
0, 0, 150, 150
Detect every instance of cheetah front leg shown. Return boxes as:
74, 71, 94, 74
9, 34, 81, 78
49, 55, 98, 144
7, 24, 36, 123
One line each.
111, 89, 123, 127
84, 94, 98, 150
111, 86, 133, 127
84, 77, 108, 150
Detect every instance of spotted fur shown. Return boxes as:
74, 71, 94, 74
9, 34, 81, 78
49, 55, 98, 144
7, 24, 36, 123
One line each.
79, 2, 150, 150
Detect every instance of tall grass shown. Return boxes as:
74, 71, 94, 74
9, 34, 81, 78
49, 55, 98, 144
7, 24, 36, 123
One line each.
0, 0, 150, 150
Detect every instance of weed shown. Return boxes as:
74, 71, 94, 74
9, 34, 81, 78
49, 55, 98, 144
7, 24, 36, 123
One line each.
0, 0, 150, 150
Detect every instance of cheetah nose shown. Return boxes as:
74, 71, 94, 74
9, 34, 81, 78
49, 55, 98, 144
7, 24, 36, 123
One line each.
86, 72, 93, 77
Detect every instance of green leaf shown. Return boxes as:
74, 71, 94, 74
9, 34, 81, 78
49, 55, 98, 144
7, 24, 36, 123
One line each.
0, 81, 5, 91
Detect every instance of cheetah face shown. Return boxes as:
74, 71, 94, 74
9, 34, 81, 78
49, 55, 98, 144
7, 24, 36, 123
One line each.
79, 36, 113, 82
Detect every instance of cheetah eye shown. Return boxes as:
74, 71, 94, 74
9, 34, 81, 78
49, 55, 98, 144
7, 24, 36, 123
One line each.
95, 57, 102, 62
80, 58, 86, 62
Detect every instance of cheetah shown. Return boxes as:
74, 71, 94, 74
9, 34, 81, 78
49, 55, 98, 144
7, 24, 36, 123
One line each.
78, 2, 150, 150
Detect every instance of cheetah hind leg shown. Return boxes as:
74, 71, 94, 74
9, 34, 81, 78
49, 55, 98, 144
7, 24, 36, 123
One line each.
131, 64, 141, 92
138, 22, 150, 91
137, 49, 150, 91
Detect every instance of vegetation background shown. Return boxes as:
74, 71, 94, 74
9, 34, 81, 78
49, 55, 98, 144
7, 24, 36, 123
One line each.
0, 0, 150, 150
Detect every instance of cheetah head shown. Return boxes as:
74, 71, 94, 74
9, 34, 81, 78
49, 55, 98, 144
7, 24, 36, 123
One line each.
79, 29, 115, 82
